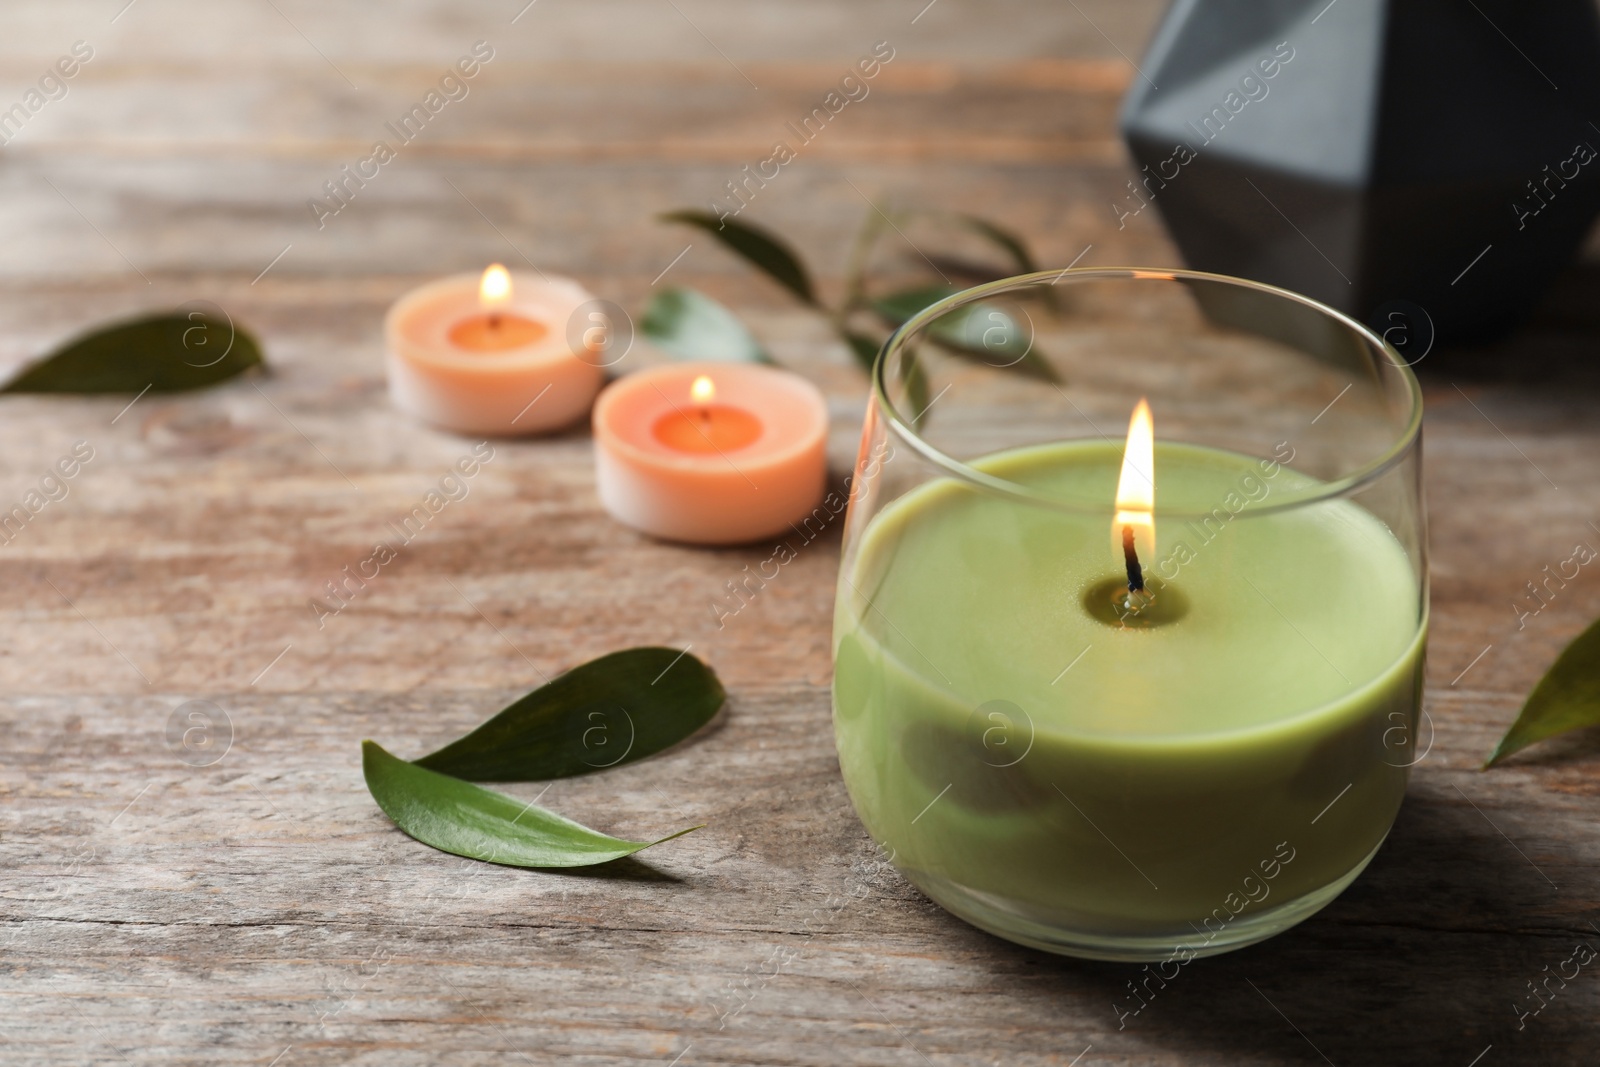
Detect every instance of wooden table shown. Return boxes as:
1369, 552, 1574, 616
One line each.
3, 2, 1597, 1064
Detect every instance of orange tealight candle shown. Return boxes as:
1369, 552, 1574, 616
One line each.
385, 264, 603, 436
444, 264, 548, 351
446, 311, 547, 351
650, 376, 764, 453
593, 362, 828, 545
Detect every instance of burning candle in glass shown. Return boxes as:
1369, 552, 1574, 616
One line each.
832, 268, 1427, 963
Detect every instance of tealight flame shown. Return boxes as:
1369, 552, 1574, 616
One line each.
479, 263, 512, 308
1114, 397, 1155, 565
690, 375, 716, 406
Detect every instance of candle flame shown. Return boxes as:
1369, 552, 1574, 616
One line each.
690, 375, 716, 406
479, 263, 512, 308
1114, 397, 1155, 564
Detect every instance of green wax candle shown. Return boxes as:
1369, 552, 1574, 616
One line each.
833, 439, 1426, 958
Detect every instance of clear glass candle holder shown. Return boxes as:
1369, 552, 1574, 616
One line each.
832, 268, 1426, 962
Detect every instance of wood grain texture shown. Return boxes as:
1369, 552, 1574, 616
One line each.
1, 1, 1598, 1064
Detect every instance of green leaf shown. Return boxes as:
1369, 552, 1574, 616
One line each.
415, 647, 725, 782
872, 286, 1058, 383
659, 211, 818, 307
930, 211, 1060, 309
842, 328, 926, 425
922, 256, 1014, 286
873, 284, 962, 327
948, 214, 1041, 276
840, 207, 890, 315
641, 287, 771, 364
1485, 617, 1600, 767
5, 311, 264, 393
363, 741, 701, 867
842, 330, 883, 375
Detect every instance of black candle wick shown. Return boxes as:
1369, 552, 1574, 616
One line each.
1122, 524, 1145, 593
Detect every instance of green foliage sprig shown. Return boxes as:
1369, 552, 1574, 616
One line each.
641, 205, 1059, 422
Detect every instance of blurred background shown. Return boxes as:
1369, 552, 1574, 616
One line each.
6, 1, 1598, 372
0, 1, 1172, 348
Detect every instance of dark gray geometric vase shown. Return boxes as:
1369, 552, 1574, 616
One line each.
1119, 0, 1600, 345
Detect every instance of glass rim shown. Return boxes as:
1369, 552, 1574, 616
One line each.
871, 266, 1425, 519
